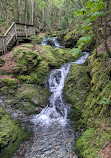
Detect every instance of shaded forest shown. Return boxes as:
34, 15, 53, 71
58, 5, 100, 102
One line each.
0, 0, 111, 158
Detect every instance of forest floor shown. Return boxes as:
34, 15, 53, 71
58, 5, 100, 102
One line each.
98, 141, 111, 158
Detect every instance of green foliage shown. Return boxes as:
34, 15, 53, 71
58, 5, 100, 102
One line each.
29, 35, 43, 45
74, 0, 105, 51
70, 48, 80, 56
77, 35, 92, 49
100, 98, 111, 106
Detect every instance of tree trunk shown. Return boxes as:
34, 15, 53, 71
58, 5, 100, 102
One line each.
17, 0, 22, 23
104, 0, 111, 57
64, 0, 69, 28
30, 0, 34, 25
5, 0, 8, 23
71, 0, 80, 9
24, 0, 27, 24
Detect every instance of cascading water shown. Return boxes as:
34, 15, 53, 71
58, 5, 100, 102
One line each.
32, 52, 89, 126
24, 38, 89, 158
41, 37, 61, 48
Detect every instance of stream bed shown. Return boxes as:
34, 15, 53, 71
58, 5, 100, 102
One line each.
12, 38, 89, 158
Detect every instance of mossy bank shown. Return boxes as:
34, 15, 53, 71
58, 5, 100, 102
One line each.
64, 45, 111, 157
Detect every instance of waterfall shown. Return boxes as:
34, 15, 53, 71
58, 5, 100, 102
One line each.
41, 37, 61, 48
32, 51, 89, 126
26, 38, 89, 158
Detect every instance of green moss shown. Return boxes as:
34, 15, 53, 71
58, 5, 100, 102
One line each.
18, 75, 35, 83
0, 105, 30, 158
84, 52, 111, 120
0, 58, 5, 67
11, 43, 79, 86
64, 64, 91, 127
12, 44, 76, 85
17, 60, 50, 85
52, 48, 76, 62
1, 78, 18, 88
35, 60, 50, 85
0, 78, 18, 94
64, 29, 79, 41
8, 84, 50, 114
29, 35, 43, 45
76, 127, 111, 158
63, 44, 111, 157
13, 50, 41, 74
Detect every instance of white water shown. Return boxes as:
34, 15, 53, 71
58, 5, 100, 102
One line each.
32, 37, 89, 126
41, 37, 61, 48
26, 38, 89, 158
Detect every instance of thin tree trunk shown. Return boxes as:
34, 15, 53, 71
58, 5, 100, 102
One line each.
17, 0, 22, 23
24, 0, 27, 24
5, 0, 8, 23
20, 0, 22, 23
65, 0, 69, 28
30, 0, 34, 25
71, 0, 80, 9
79, 0, 84, 8
59, 8, 61, 27
0, 1, 2, 19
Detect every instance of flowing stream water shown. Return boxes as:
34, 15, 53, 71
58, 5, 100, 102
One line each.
24, 38, 89, 158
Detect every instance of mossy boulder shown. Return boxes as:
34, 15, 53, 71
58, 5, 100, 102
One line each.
11, 44, 79, 85
35, 60, 50, 85
0, 78, 18, 94
43, 46, 79, 69
64, 64, 91, 130
63, 29, 80, 48
7, 84, 50, 114
17, 60, 50, 85
13, 50, 42, 74
0, 105, 30, 158
0, 58, 5, 67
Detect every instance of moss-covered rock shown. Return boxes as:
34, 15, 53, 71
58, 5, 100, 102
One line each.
64, 64, 91, 130
11, 44, 79, 85
1, 78, 18, 88
0, 78, 18, 94
13, 50, 42, 74
35, 60, 50, 85
0, 105, 30, 158
0, 58, 5, 67
83, 51, 111, 120
6, 84, 50, 114
63, 29, 80, 48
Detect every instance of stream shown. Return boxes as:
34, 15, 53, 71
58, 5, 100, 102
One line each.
13, 37, 89, 158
